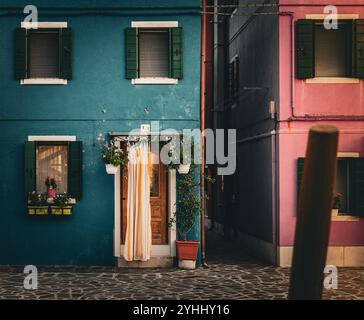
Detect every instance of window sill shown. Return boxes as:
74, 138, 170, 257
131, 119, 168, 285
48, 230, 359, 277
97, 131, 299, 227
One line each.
131, 78, 178, 85
332, 215, 360, 222
305, 77, 360, 84
21, 78, 68, 85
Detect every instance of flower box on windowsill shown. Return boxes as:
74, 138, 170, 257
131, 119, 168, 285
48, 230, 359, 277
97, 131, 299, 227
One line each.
50, 206, 73, 216
27, 205, 73, 216
27, 206, 49, 215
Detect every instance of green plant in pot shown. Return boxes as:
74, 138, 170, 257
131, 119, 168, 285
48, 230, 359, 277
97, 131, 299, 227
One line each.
169, 167, 215, 269
102, 139, 128, 175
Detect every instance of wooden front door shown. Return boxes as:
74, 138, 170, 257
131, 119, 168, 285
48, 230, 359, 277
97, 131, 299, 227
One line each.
121, 158, 168, 245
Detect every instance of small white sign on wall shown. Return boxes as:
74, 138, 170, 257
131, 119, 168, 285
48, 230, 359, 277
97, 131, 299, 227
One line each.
140, 124, 150, 135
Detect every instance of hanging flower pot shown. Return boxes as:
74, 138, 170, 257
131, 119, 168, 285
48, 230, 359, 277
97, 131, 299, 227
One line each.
102, 140, 128, 175
178, 164, 190, 174
106, 164, 118, 174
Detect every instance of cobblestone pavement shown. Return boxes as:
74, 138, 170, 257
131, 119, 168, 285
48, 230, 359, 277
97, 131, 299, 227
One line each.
0, 231, 363, 300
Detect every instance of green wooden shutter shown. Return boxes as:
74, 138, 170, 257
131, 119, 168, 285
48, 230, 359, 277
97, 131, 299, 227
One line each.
68, 141, 83, 200
348, 158, 364, 217
170, 27, 183, 79
354, 19, 364, 79
15, 28, 27, 80
295, 20, 315, 79
297, 158, 305, 200
60, 28, 72, 79
24, 141, 36, 196
125, 27, 138, 79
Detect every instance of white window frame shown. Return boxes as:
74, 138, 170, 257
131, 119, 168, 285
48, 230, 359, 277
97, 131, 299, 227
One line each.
131, 21, 179, 85
27, 135, 76, 204
305, 14, 360, 84
20, 22, 68, 85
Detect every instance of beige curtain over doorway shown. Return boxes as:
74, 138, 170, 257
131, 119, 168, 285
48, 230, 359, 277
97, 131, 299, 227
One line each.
123, 139, 152, 261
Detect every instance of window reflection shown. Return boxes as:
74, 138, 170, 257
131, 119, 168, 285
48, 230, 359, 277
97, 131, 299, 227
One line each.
36, 145, 68, 193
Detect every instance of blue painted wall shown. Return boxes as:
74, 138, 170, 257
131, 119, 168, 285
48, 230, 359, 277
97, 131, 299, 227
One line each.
0, 0, 201, 266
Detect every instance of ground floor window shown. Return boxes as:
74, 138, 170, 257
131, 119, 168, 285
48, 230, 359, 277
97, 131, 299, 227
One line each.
25, 138, 83, 200
297, 156, 364, 217
36, 144, 68, 193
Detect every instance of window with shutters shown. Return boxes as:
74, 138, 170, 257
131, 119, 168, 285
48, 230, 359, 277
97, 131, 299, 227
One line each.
139, 29, 169, 78
295, 18, 364, 80
16, 22, 72, 85
315, 20, 352, 78
297, 155, 364, 217
28, 29, 60, 79
25, 137, 83, 201
126, 22, 182, 84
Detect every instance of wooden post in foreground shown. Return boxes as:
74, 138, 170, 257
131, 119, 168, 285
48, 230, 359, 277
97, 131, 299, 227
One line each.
288, 125, 339, 300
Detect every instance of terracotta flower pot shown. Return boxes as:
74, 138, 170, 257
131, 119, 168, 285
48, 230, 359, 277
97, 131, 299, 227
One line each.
176, 240, 199, 269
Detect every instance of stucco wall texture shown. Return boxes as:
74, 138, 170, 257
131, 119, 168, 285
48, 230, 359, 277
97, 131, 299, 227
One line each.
279, 1, 364, 246
0, 0, 201, 266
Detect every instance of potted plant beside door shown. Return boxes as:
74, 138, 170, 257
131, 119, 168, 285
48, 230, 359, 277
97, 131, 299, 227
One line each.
169, 168, 201, 270
102, 140, 127, 174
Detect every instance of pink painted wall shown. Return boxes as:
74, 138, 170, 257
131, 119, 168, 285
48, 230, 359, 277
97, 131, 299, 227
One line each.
278, 1, 364, 246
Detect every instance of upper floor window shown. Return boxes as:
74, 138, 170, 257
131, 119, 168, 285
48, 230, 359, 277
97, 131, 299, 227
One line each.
295, 19, 364, 80
315, 20, 352, 77
125, 22, 183, 84
15, 22, 72, 85
139, 29, 169, 78
28, 29, 61, 79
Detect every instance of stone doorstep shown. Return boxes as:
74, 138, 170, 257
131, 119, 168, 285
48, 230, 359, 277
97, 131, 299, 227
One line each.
118, 256, 174, 268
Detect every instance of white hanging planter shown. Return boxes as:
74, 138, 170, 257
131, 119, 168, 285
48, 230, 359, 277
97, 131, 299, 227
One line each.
178, 164, 191, 174
105, 164, 118, 175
